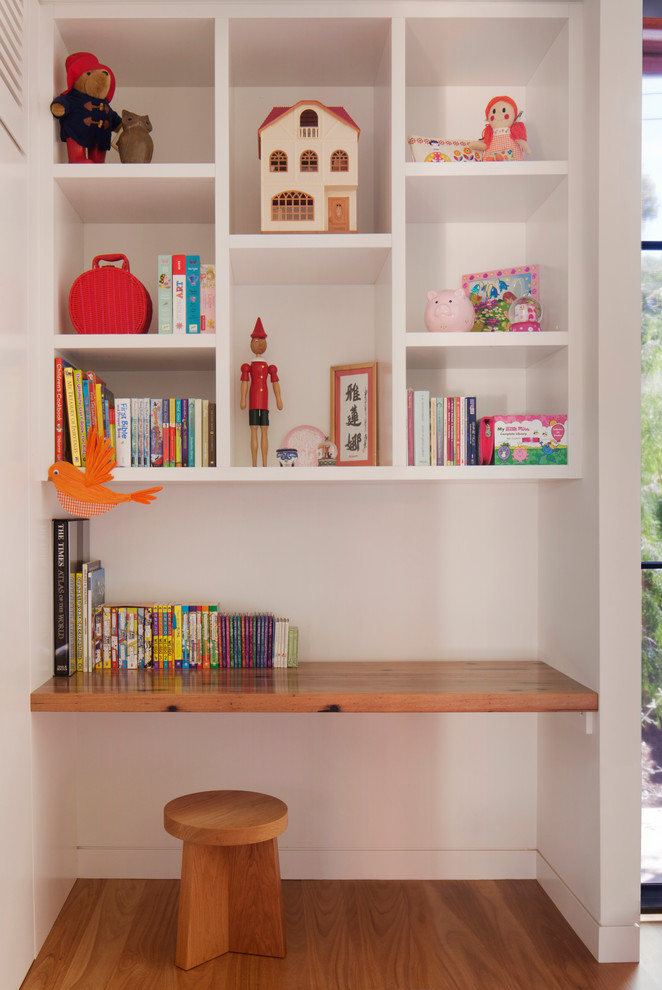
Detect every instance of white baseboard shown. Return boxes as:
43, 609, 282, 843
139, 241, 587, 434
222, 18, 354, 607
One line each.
75, 845, 640, 963
536, 852, 640, 963
77, 846, 537, 881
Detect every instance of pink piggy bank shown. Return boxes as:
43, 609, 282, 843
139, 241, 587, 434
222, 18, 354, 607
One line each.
424, 288, 475, 332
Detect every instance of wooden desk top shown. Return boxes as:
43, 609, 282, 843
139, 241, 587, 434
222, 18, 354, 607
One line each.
30, 660, 597, 714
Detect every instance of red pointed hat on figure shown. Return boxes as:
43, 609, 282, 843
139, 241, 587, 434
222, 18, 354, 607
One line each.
63, 52, 116, 101
251, 317, 267, 339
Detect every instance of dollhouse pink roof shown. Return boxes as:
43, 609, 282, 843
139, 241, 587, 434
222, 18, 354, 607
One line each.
258, 100, 360, 157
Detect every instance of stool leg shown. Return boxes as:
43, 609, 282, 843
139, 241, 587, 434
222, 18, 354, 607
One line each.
227, 838, 287, 957
175, 841, 230, 970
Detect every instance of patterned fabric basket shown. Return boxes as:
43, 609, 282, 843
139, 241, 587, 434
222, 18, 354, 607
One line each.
69, 254, 152, 334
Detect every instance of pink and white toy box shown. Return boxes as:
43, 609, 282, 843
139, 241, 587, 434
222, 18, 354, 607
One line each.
408, 136, 483, 163
487, 415, 568, 466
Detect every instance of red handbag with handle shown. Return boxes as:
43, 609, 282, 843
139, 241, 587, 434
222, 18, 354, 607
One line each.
69, 254, 152, 334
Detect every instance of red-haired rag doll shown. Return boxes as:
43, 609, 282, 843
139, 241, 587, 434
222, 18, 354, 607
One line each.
470, 96, 531, 161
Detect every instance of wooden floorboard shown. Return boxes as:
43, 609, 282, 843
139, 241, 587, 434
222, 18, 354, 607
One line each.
19, 879, 661, 990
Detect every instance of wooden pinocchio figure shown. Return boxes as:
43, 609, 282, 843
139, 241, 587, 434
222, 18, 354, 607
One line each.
240, 318, 283, 466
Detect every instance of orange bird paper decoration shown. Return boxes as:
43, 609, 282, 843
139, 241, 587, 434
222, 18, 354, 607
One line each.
48, 427, 162, 517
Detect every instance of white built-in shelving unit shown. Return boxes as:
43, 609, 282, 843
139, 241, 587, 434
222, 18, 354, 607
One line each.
43, 3, 578, 482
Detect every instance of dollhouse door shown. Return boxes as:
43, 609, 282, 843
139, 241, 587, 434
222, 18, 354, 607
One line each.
328, 197, 349, 232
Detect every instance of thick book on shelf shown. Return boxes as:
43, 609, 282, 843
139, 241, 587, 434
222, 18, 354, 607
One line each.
52, 518, 90, 677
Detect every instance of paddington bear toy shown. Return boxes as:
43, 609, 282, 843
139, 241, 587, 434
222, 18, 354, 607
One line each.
51, 51, 121, 163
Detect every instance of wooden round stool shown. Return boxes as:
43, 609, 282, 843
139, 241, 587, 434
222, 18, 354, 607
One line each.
164, 789, 288, 970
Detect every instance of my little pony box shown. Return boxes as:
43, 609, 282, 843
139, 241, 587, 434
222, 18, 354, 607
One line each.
408, 136, 483, 163
487, 415, 568, 465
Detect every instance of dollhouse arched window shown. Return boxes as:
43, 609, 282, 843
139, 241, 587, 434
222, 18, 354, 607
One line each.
331, 149, 349, 172
271, 191, 314, 222
299, 109, 319, 138
269, 150, 288, 172
300, 150, 318, 172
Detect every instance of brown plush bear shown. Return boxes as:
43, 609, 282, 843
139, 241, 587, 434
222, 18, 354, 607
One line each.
51, 52, 121, 163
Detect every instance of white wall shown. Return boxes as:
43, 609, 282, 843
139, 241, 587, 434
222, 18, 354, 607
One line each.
71, 481, 542, 880
537, 0, 643, 963
0, 68, 35, 990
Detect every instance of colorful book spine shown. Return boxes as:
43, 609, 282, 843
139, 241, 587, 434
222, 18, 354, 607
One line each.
181, 605, 190, 669
173, 604, 182, 669
85, 372, 105, 435
175, 399, 182, 466
168, 399, 176, 467
288, 626, 299, 667
73, 369, 87, 465
150, 399, 164, 467
208, 401, 216, 468
200, 263, 216, 333
413, 390, 430, 466
75, 570, 84, 671
436, 396, 445, 466
54, 357, 73, 462
118, 606, 127, 668
186, 255, 200, 333
142, 397, 151, 467
110, 606, 119, 670
103, 387, 114, 453
162, 399, 170, 467
194, 398, 203, 467
131, 398, 139, 466
188, 397, 196, 466
127, 607, 138, 668
81, 379, 92, 443
144, 606, 153, 667
93, 607, 103, 670
172, 255, 186, 334
87, 567, 104, 671
101, 606, 110, 668
115, 398, 131, 467
406, 388, 414, 466
158, 255, 173, 334
181, 399, 189, 467
202, 399, 209, 466
63, 366, 82, 467
430, 396, 437, 467
466, 397, 477, 465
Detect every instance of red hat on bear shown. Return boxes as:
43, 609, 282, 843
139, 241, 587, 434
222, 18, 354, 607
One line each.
63, 52, 116, 101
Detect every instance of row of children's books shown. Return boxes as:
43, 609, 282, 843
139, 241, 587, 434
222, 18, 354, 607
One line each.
54, 357, 115, 465
90, 605, 297, 671
115, 396, 216, 468
158, 255, 215, 335
53, 518, 298, 676
407, 390, 478, 466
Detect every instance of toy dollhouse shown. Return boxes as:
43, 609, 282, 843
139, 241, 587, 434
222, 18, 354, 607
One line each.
258, 100, 359, 233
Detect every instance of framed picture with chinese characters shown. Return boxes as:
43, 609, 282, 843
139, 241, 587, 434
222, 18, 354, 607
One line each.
330, 362, 378, 467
